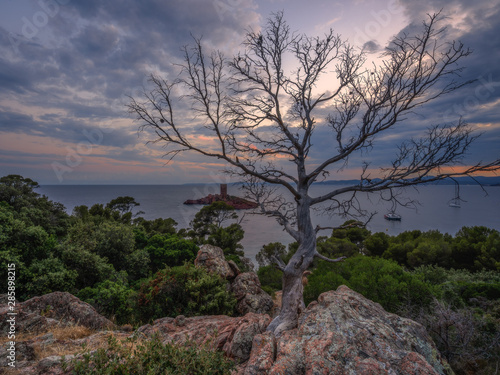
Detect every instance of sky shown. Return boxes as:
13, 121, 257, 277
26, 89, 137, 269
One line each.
0, 0, 499, 185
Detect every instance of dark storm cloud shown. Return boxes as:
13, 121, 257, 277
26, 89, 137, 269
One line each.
0, 111, 37, 132
0, 108, 136, 148
362, 40, 381, 53
394, 0, 500, 114
0, 0, 260, 182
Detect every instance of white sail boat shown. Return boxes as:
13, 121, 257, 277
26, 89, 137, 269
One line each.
384, 202, 401, 221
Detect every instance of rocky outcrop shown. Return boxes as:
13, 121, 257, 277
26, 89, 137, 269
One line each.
240, 285, 454, 375
194, 244, 238, 280
0, 292, 115, 335
1, 286, 454, 375
195, 245, 273, 316
137, 313, 271, 364
231, 273, 274, 316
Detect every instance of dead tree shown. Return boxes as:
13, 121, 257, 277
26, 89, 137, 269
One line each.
128, 12, 500, 336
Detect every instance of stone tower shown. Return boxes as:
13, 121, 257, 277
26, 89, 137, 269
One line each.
220, 184, 228, 199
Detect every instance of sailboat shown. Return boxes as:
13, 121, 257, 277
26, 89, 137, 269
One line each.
384, 212, 402, 221
384, 202, 401, 221
448, 180, 466, 208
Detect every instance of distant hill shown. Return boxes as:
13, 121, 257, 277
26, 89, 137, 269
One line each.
315, 176, 500, 186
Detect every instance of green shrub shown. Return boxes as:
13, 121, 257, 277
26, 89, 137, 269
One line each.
94, 221, 135, 270
124, 249, 151, 281
27, 257, 78, 296
65, 334, 234, 375
137, 263, 236, 321
61, 245, 117, 289
305, 256, 436, 313
257, 264, 283, 293
413, 266, 500, 312
78, 279, 136, 325
364, 232, 390, 257
145, 234, 198, 271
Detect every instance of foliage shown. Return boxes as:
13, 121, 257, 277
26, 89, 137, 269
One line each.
257, 265, 282, 295
0, 203, 58, 267
412, 265, 500, 313
256, 242, 287, 268
93, 221, 136, 270
137, 263, 236, 321
26, 257, 78, 296
329, 220, 371, 246
363, 227, 500, 272
66, 334, 234, 375
134, 217, 178, 236
304, 256, 436, 313
411, 299, 500, 375
189, 201, 245, 265
206, 223, 244, 258
60, 245, 118, 289
0, 250, 31, 299
106, 196, 141, 215
78, 279, 136, 325
316, 236, 360, 259
453, 226, 500, 271
145, 234, 198, 271
0, 174, 69, 236
124, 249, 151, 282
190, 201, 238, 238
364, 232, 390, 257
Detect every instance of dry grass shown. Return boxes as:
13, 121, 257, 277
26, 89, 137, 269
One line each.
34, 329, 129, 360
51, 325, 94, 341
0, 326, 136, 374
0, 325, 104, 362
0, 325, 93, 346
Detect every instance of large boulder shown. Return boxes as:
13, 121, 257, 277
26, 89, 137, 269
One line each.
231, 273, 274, 315
194, 244, 237, 280
194, 245, 273, 316
137, 312, 271, 364
241, 285, 454, 375
0, 292, 114, 334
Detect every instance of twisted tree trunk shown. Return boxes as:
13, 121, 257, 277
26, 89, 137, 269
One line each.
267, 191, 317, 336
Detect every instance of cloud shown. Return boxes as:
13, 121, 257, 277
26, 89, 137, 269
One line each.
362, 39, 381, 53
0, 0, 497, 184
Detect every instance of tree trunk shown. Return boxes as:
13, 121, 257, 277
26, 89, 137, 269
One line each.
267, 194, 316, 336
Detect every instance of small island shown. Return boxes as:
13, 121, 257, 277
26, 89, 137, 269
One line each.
184, 184, 258, 209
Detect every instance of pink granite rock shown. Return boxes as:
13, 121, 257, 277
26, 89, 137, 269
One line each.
0, 292, 114, 334
231, 272, 274, 315
239, 285, 454, 375
137, 312, 271, 364
194, 244, 236, 280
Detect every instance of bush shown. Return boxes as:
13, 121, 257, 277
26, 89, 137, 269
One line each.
61, 245, 117, 289
412, 266, 500, 312
66, 334, 234, 375
94, 221, 135, 270
257, 264, 282, 294
304, 256, 436, 313
137, 263, 236, 321
411, 299, 500, 375
364, 232, 390, 257
145, 234, 198, 271
78, 280, 136, 325
27, 257, 78, 296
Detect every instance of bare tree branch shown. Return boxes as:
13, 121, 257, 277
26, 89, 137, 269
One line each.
314, 252, 347, 263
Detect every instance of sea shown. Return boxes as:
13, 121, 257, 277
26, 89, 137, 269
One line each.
38, 184, 500, 265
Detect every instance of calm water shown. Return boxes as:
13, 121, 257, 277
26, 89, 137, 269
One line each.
38, 184, 500, 264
